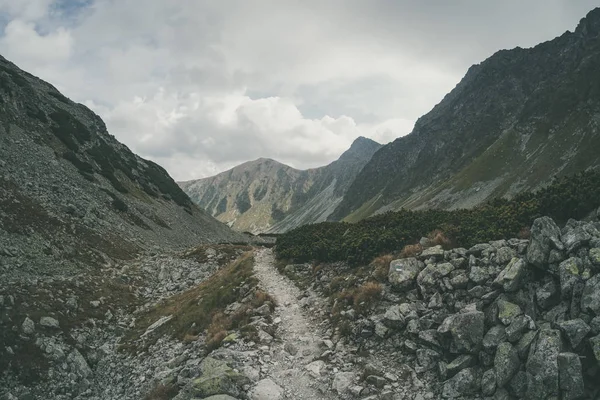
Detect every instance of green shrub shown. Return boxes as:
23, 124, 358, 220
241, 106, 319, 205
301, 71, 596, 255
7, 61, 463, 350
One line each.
276, 171, 600, 264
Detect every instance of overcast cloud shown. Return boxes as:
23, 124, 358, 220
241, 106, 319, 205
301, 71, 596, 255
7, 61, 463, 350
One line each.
0, 0, 597, 180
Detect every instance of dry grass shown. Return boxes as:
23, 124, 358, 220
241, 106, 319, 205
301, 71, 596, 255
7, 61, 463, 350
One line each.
335, 281, 383, 316
399, 243, 423, 258
371, 254, 394, 282
427, 229, 453, 249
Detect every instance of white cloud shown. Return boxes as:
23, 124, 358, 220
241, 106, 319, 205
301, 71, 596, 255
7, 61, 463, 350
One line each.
0, 0, 597, 180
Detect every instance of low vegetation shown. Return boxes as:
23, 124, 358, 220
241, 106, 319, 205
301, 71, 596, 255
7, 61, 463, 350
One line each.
277, 171, 600, 264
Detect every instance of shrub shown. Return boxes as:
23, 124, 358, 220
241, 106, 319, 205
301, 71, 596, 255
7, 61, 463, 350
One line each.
370, 254, 394, 282
427, 229, 453, 249
353, 282, 382, 310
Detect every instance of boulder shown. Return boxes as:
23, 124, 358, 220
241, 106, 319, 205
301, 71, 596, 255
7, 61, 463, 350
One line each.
494, 342, 519, 387
332, 372, 355, 394
590, 248, 600, 268
590, 334, 600, 366
420, 245, 445, 260
497, 300, 522, 325
438, 310, 485, 354
441, 368, 479, 398
557, 352, 584, 400
416, 349, 440, 372
39, 317, 60, 329
493, 258, 527, 292
388, 258, 424, 291
191, 357, 250, 398
525, 329, 562, 399
67, 349, 92, 378
562, 222, 592, 253
558, 257, 583, 298
446, 355, 476, 377
417, 262, 454, 294
581, 273, 600, 316
21, 317, 35, 335
382, 305, 405, 329
483, 326, 507, 351
556, 319, 590, 348
536, 278, 560, 309
481, 369, 496, 396
527, 217, 562, 267
251, 379, 283, 400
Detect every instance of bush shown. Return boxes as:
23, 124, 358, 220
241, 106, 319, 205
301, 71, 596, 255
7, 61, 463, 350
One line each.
276, 171, 600, 264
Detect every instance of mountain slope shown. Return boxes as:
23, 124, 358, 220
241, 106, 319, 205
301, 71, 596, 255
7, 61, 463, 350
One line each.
331, 8, 600, 222
179, 137, 381, 233
0, 55, 245, 278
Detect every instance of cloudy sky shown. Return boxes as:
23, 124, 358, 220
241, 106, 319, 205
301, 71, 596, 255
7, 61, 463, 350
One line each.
0, 1, 596, 180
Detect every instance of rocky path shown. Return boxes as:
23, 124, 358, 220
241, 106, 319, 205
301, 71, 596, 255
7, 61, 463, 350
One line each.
252, 248, 342, 399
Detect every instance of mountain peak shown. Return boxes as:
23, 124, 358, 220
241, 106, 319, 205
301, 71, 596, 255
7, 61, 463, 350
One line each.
576, 7, 600, 37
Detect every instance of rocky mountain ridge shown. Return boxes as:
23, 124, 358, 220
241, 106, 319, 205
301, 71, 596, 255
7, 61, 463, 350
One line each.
0, 54, 247, 281
331, 7, 600, 222
179, 136, 381, 234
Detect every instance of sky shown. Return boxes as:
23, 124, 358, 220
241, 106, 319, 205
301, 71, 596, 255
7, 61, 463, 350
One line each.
0, 1, 597, 180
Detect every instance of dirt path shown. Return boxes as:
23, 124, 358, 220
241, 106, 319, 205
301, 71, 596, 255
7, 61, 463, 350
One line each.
252, 248, 341, 399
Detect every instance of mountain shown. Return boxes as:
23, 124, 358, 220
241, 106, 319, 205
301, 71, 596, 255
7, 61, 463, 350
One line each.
330, 8, 600, 222
0, 55, 245, 278
179, 137, 381, 233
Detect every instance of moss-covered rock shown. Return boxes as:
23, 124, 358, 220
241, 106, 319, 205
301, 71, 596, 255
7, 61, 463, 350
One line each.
191, 357, 250, 398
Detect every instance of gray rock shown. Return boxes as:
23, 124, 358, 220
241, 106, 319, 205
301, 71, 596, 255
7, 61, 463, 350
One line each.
190, 357, 250, 398
581, 273, 600, 316
420, 245, 445, 260
536, 278, 560, 309
509, 371, 527, 397
67, 349, 92, 378
590, 334, 600, 366
438, 310, 484, 353
557, 352, 584, 400
497, 299, 522, 325
481, 369, 496, 396
417, 262, 454, 294
332, 371, 355, 394
493, 258, 527, 292
39, 316, 60, 329
383, 305, 405, 329
556, 319, 590, 348
469, 266, 489, 284
366, 375, 386, 388
527, 217, 562, 267
416, 348, 440, 372
483, 325, 507, 351
21, 317, 35, 335
562, 223, 591, 253
494, 342, 519, 387
251, 379, 283, 400
505, 315, 530, 343
590, 248, 600, 268
558, 257, 583, 298
442, 368, 479, 398
446, 355, 476, 377
283, 342, 298, 356
388, 258, 424, 291
525, 329, 562, 399
468, 243, 493, 256
591, 316, 600, 335
496, 247, 517, 265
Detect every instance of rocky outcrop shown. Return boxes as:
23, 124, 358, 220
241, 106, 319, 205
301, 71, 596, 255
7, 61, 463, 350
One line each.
319, 216, 600, 399
179, 137, 381, 234
331, 8, 600, 222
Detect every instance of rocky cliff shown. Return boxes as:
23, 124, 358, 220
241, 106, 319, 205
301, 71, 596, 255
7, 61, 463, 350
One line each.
331, 8, 600, 222
179, 137, 381, 233
0, 55, 245, 280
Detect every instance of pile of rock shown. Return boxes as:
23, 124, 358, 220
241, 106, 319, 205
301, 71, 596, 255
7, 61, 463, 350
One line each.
361, 216, 600, 399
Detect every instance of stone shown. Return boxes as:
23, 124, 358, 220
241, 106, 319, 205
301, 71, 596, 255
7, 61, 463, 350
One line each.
469, 266, 489, 284
428, 292, 443, 309
416, 349, 440, 372
481, 369, 496, 396
366, 375, 386, 388
590, 334, 600, 366
557, 353, 584, 400
388, 258, 424, 291
558, 257, 583, 298
591, 316, 600, 335
556, 319, 590, 348
483, 325, 507, 350
257, 330, 273, 344
417, 262, 454, 294
497, 300, 522, 325
590, 248, 600, 267
505, 315, 529, 343
515, 330, 538, 359
39, 316, 60, 329
525, 329, 562, 399
441, 368, 479, 398
283, 342, 298, 356
562, 223, 592, 253
581, 273, 600, 316
383, 305, 405, 329
202, 396, 238, 400
305, 360, 325, 376
468, 243, 493, 256
142, 315, 173, 337
527, 217, 563, 267
494, 342, 519, 387
421, 245, 445, 260
496, 247, 517, 264
493, 258, 527, 292
21, 317, 35, 335
438, 310, 485, 353
446, 355, 476, 377
67, 349, 92, 378
251, 379, 283, 400
191, 357, 250, 398
536, 278, 560, 309
332, 371, 355, 394
509, 371, 527, 398
450, 273, 469, 289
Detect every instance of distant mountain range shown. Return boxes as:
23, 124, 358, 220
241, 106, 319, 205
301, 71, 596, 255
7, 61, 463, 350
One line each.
179, 137, 381, 233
